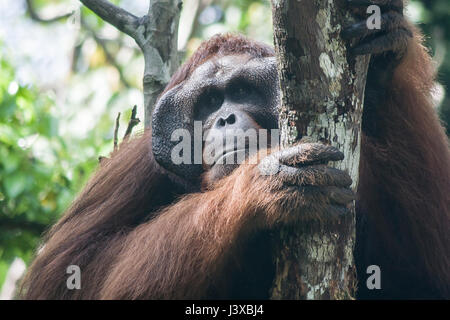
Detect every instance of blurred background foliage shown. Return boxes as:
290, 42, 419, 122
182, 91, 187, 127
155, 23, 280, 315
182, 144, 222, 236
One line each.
0, 0, 448, 296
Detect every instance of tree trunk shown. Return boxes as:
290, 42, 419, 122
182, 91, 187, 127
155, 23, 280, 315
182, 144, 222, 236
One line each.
80, 0, 182, 128
270, 0, 370, 299
141, 0, 183, 128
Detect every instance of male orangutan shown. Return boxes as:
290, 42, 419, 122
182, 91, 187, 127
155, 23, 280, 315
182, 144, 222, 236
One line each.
20, 0, 449, 299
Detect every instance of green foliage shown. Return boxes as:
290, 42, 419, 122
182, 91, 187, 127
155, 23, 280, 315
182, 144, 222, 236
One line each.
0, 52, 102, 288
185, 0, 273, 56
410, 0, 450, 134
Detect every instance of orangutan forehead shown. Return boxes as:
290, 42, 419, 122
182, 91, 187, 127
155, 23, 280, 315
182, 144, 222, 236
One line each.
187, 54, 278, 85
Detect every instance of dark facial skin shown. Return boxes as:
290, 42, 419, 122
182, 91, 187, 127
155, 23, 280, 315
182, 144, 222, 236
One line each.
194, 55, 279, 182
152, 54, 280, 185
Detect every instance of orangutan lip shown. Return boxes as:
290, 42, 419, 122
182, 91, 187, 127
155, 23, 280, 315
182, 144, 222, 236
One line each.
213, 149, 246, 166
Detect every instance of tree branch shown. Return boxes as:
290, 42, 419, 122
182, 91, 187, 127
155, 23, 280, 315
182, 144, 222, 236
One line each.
99, 106, 140, 163
80, 0, 182, 128
80, 0, 139, 39
114, 112, 121, 151
25, 0, 73, 24
0, 217, 48, 235
124, 105, 140, 139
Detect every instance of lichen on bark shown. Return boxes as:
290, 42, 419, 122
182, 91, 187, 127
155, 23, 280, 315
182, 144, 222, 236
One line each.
270, 0, 370, 299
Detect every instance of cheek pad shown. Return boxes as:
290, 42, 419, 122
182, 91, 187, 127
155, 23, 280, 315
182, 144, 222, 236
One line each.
152, 86, 204, 182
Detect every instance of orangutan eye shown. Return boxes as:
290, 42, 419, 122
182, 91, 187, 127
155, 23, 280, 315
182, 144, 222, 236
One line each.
208, 93, 222, 106
206, 91, 223, 108
229, 79, 260, 101
194, 89, 224, 121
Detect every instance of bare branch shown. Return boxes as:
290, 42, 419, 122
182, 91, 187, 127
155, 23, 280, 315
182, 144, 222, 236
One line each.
80, 0, 139, 39
99, 106, 139, 163
124, 105, 140, 139
114, 112, 121, 151
25, 0, 73, 24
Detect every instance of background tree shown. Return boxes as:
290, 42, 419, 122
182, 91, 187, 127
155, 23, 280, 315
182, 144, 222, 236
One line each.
80, 0, 182, 127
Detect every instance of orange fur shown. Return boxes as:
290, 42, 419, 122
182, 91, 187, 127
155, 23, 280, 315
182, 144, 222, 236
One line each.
356, 25, 450, 298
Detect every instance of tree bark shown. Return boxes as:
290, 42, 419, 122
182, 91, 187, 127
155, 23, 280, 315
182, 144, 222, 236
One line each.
270, 0, 370, 299
80, 0, 182, 128
141, 0, 183, 128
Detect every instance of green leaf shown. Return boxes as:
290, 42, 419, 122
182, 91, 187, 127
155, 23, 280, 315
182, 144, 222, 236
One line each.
4, 173, 27, 198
